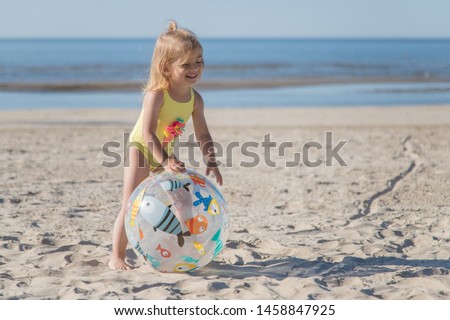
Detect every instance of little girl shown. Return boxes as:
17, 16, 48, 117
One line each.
108, 21, 222, 270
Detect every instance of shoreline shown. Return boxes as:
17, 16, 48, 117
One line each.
1, 77, 450, 92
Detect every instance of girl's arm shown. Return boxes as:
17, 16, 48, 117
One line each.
141, 91, 185, 173
192, 90, 223, 185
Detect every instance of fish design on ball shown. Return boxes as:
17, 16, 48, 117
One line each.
145, 254, 161, 269
188, 172, 206, 187
130, 188, 146, 227
207, 198, 220, 215
156, 244, 171, 258
174, 262, 197, 273
211, 228, 224, 259
194, 241, 206, 255
139, 224, 144, 240
193, 191, 220, 215
128, 233, 161, 268
185, 215, 208, 235
140, 195, 191, 247
181, 256, 200, 264
160, 180, 190, 192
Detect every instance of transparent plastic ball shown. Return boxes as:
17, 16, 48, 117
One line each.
124, 168, 229, 273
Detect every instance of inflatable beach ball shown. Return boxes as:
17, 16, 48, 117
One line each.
124, 168, 229, 273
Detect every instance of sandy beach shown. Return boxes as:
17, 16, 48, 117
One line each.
1, 105, 449, 300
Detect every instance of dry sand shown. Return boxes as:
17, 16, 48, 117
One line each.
1, 105, 449, 299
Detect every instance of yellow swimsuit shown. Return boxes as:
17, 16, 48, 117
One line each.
128, 88, 194, 170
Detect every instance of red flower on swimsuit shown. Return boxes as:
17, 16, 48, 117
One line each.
163, 118, 185, 144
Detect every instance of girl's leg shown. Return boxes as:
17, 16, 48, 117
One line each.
108, 147, 149, 270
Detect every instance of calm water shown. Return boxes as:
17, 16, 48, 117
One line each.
1, 38, 450, 109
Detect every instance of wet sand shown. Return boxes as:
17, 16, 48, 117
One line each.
1, 76, 450, 92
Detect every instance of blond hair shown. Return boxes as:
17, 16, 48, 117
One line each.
144, 20, 203, 93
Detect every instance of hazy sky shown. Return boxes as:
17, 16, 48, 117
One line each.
1, 0, 449, 39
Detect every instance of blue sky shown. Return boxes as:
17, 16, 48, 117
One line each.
1, 0, 449, 38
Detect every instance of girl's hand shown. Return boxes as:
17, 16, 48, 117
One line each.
163, 155, 186, 174
206, 164, 223, 186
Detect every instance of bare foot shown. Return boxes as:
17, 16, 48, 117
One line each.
108, 256, 131, 271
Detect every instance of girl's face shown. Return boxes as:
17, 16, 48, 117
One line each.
167, 50, 204, 87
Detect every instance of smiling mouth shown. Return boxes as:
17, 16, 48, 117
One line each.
186, 74, 198, 79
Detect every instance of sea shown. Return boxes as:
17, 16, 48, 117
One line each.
1, 38, 450, 109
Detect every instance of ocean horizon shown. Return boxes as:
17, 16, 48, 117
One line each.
1, 38, 450, 109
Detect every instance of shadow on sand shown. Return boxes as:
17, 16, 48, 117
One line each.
192, 256, 450, 280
